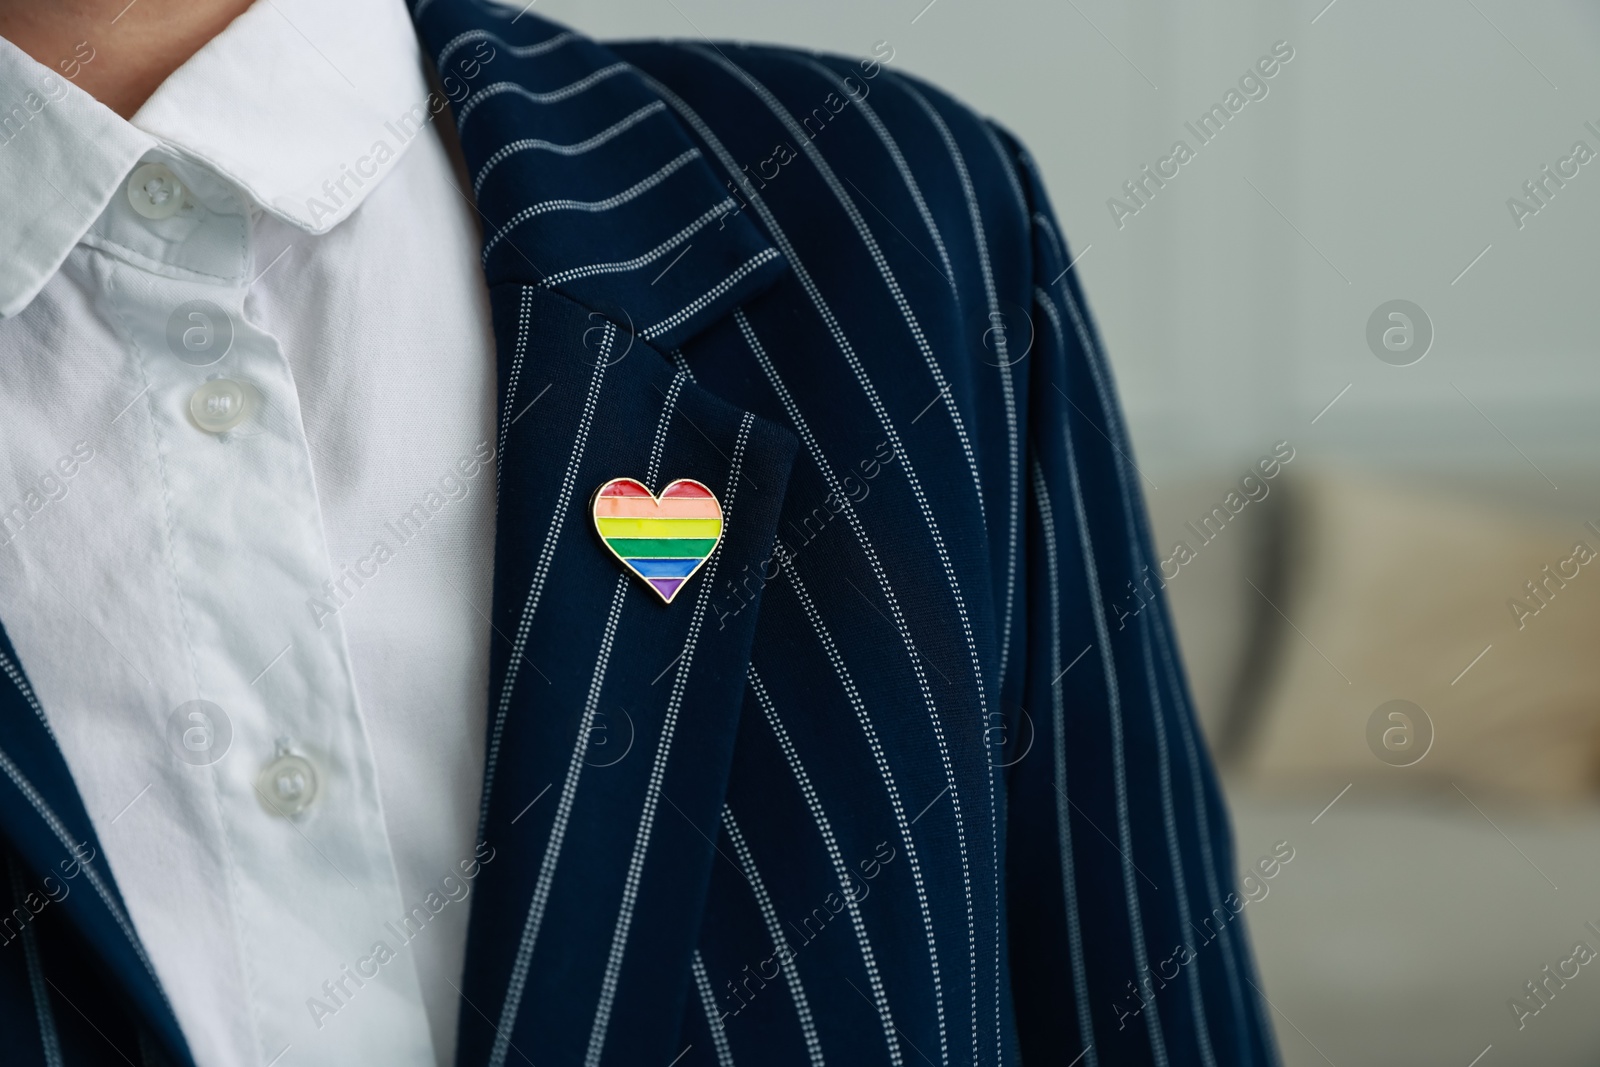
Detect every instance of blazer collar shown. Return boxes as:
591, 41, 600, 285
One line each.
412, 2, 788, 351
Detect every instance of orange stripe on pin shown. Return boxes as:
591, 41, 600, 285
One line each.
591, 477, 724, 603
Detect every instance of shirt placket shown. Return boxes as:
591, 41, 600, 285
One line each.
88, 150, 435, 1065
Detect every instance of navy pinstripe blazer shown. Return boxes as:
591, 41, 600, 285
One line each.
0, 3, 1280, 1064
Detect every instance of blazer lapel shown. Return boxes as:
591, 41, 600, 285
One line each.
411, 5, 800, 1064
0, 629, 194, 1065
423, 3, 787, 348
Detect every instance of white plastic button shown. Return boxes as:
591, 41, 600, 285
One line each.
127, 162, 186, 220
189, 379, 248, 433
257, 743, 318, 817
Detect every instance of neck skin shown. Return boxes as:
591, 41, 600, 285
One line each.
0, 0, 254, 118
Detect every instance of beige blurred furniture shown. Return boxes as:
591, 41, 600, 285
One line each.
1150, 466, 1600, 1067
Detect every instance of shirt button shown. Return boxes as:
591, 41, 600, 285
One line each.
257, 744, 319, 817
127, 162, 186, 220
189, 379, 248, 433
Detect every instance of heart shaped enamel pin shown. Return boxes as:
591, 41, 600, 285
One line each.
591, 477, 724, 604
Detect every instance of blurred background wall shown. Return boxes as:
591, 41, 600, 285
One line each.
528, 1, 1600, 1062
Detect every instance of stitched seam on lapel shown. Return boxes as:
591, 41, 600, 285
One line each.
480, 318, 613, 841
486, 366, 689, 1067
581, 414, 755, 1067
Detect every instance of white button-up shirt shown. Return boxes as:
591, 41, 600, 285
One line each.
0, 2, 497, 1064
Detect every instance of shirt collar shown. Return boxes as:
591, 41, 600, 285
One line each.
0, 0, 432, 318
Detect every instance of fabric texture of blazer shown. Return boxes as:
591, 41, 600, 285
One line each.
0, 2, 1280, 1065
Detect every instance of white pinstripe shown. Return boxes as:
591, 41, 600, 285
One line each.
1043, 304, 1170, 1067
479, 320, 614, 841
646, 68, 985, 1065
436, 28, 579, 72
0, 647, 55, 741
795, 59, 957, 297
722, 807, 826, 1066
474, 101, 669, 195
976, 122, 1030, 229
487, 368, 688, 1067
898, 80, 1022, 698
581, 415, 756, 1067
1031, 203, 1264, 1061
738, 310, 950, 1066
1035, 264, 1220, 1067
539, 202, 732, 289
1028, 171, 1268, 1052
897, 79, 1021, 1067
0, 744, 168, 1014
8, 854, 62, 1067
641, 249, 781, 341
645, 371, 691, 487
695, 48, 988, 534
1154, 618, 1275, 1067
1138, 614, 1219, 1067
778, 565, 939, 1066
494, 288, 532, 498
481, 149, 704, 262
490, 577, 630, 1067
747, 668, 902, 1065
1028, 460, 1098, 1067
457, 63, 632, 132
692, 950, 737, 1067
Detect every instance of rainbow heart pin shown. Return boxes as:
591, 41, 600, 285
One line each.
592, 477, 724, 604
